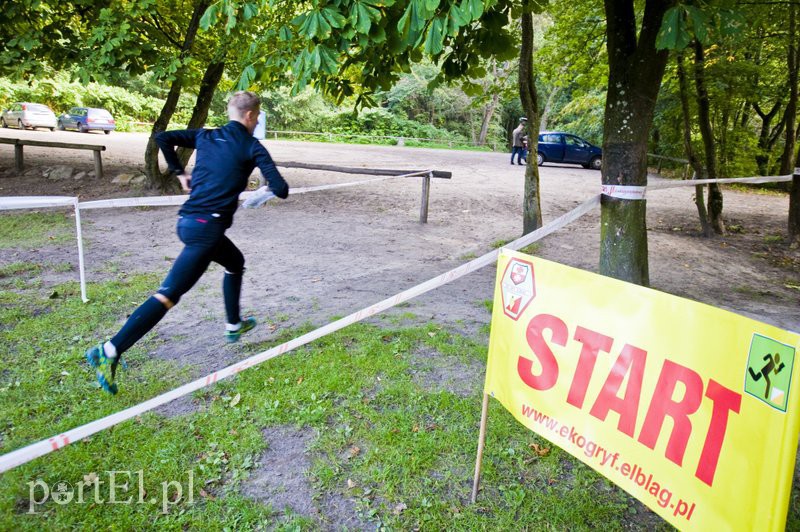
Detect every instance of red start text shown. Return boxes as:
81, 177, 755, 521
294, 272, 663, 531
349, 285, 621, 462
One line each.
516, 313, 742, 486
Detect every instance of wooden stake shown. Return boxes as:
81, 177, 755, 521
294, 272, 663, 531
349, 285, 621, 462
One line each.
93, 150, 104, 179
419, 171, 432, 223
14, 144, 23, 172
471, 393, 490, 503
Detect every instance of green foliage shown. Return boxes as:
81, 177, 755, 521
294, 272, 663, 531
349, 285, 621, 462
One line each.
263, 0, 520, 103
0, 74, 223, 131
551, 89, 605, 143
656, 4, 746, 51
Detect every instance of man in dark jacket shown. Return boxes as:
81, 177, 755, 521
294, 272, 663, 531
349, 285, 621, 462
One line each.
511, 117, 527, 165
85, 91, 289, 394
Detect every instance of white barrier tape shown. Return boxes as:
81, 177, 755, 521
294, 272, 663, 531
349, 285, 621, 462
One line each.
0, 195, 76, 210
649, 174, 793, 189
78, 195, 189, 210
601, 185, 646, 200
72, 198, 88, 303
291, 170, 431, 194
0, 194, 600, 473
75, 171, 431, 211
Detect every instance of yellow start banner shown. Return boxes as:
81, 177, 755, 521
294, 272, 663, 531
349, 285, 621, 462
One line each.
484, 250, 800, 530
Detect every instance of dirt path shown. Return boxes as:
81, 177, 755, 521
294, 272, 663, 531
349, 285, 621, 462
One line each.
1, 131, 798, 349
1, 130, 797, 354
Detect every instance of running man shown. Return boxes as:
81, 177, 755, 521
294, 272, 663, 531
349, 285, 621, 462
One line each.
85, 91, 289, 394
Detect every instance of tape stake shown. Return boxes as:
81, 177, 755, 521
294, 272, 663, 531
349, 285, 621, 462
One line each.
601, 185, 647, 200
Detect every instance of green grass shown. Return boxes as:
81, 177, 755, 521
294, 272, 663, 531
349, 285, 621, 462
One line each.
5, 273, 796, 530
0, 212, 75, 249
491, 239, 540, 255
520, 242, 541, 255
0, 273, 676, 531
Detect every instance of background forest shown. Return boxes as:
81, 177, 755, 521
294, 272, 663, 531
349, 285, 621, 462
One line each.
3, 0, 794, 178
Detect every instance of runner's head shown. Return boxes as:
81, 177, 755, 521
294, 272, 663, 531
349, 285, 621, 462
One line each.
228, 91, 261, 134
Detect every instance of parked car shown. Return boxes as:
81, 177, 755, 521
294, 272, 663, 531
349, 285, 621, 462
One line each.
57, 107, 116, 134
1, 102, 57, 131
536, 131, 602, 170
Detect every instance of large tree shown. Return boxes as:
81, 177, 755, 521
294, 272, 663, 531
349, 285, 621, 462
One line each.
599, 0, 675, 285
519, 5, 543, 233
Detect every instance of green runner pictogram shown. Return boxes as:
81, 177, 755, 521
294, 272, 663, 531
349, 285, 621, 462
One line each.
744, 334, 795, 412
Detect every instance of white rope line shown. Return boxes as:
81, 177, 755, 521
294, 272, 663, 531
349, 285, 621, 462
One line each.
75, 170, 431, 211
0, 194, 600, 474
0, 196, 76, 211
648, 174, 793, 189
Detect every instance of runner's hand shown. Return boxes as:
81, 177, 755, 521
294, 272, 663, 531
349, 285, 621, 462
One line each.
177, 173, 192, 193
243, 186, 276, 209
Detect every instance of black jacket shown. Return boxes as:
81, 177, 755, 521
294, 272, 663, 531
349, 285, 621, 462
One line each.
156, 121, 289, 225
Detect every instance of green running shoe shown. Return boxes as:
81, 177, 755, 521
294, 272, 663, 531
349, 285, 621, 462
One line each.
86, 344, 127, 371
85, 343, 103, 369
88, 347, 119, 395
225, 316, 257, 343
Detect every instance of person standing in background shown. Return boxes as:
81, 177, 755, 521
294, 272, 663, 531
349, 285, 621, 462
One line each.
511, 117, 527, 165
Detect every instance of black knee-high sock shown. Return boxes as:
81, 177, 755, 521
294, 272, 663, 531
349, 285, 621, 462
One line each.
223, 271, 243, 325
111, 296, 169, 356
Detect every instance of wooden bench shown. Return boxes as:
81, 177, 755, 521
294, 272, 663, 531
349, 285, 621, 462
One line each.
0, 138, 106, 179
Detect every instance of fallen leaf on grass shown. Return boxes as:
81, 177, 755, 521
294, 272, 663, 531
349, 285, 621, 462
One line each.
297, 377, 304, 385
347, 478, 357, 489
348, 445, 361, 458
529, 443, 550, 456
393, 502, 407, 515
229, 393, 241, 407
199, 488, 215, 500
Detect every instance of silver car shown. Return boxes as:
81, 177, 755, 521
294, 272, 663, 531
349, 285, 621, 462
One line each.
1, 102, 57, 131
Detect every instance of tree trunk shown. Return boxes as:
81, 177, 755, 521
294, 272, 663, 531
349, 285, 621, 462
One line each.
676, 51, 712, 237
143, 0, 211, 191
478, 92, 499, 146
177, 60, 227, 167
520, 10, 542, 234
599, 0, 673, 285
539, 86, 561, 131
781, 5, 799, 176
144, 81, 185, 191
790, 171, 800, 244
693, 39, 725, 235
753, 101, 783, 176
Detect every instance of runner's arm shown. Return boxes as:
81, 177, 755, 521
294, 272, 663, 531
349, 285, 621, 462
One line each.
252, 142, 289, 198
155, 129, 200, 175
